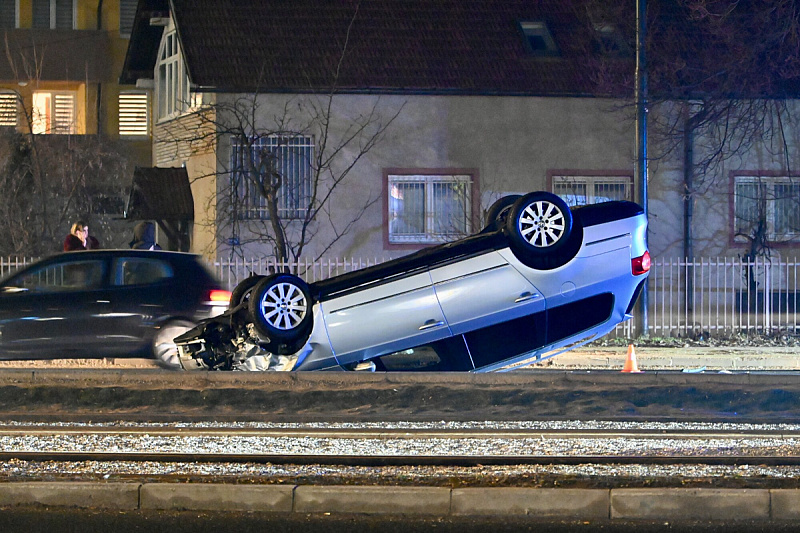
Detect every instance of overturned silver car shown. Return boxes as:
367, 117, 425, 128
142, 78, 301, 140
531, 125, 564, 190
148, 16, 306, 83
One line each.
176, 192, 650, 372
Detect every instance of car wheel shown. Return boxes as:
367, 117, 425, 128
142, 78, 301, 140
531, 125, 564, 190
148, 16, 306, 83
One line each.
153, 319, 195, 369
230, 274, 266, 308
485, 194, 522, 230
248, 273, 313, 354
506, 192, 573, 255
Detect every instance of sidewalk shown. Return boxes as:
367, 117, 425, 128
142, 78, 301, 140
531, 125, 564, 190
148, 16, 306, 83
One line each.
543, 345, 800, 372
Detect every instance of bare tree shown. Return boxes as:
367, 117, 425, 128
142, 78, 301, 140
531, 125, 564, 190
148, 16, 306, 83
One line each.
157, 4, 403, 265
571, 0, 800, 259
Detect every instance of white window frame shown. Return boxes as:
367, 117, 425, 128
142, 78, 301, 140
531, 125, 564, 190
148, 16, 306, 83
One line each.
32, 0, 75, 29
230, 134, 314, 220
118, 91, 149, 137
31, 90, 76, 134
388, 173, 473, 245
552, 174, 633, 206
734, 175, 800, 243
155, 26, 201, 121
0, 91, 17, 126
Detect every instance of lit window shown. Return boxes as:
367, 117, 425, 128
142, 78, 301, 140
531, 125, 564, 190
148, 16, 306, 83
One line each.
230, 135, 314, 220
0, 92, 17, 126
552, 175, 632, 206
32, 0, 74, 29
119, 0, 137, 37
118, 92, 148, 136
519, 21, 559, 56
388, 173, 473, 244
734, 176, 800, 242
156, 29, 200, 120
0, 0, 16, 28
32, 91, 75, 134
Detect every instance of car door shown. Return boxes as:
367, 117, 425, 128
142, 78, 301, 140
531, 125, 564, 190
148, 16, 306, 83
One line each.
430, 251, 545, 336
0, 257, 108, 358
320, 271, 450, 366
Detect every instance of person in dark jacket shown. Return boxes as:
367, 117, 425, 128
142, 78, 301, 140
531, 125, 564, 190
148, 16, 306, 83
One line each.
63, 221, 87, 251
129, 221, 162, 250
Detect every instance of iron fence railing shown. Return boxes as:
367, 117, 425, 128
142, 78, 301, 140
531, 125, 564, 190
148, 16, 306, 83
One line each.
1, 255, 797, 339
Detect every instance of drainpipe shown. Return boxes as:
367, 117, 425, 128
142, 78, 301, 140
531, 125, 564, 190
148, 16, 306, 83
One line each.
683, 120, 694, 314
635, 0, 649, 336
96, 0, 104, 136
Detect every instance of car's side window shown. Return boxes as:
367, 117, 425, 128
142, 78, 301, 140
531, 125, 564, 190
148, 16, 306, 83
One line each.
114, 258, 173, 286
375, 336, 474, 371
14, 260, 105, 292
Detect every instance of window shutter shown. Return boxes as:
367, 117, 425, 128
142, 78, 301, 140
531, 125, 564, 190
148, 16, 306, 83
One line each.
54, 0, 72, 29
53, 94, 75, 134
32, 0, 50, 28
0, 0, 15, 28
119, 92, 149, 136
0, 93, 16, 126
119, 0, 137, 36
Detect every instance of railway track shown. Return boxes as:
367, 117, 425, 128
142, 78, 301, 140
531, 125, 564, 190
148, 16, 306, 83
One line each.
2, 423, 800, 467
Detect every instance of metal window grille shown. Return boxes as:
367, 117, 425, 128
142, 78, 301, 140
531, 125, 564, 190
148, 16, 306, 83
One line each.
0, 92, 17, 126
388, 174, 472, 244
119, 0, 137, 36
552, 175, 632, 206
118, 92, 148, 136
0, 0, 15, 28
230, 135, 314, 220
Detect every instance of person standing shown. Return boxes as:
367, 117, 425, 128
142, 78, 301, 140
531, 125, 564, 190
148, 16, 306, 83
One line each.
63, 221, 87, 251
129, 221, 162, 250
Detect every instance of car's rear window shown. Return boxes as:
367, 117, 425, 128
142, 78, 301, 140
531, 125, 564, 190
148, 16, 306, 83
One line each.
113, 258, 174, 286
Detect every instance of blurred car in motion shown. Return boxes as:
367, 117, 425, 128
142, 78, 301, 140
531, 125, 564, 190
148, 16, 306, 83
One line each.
0, 250, 230, 367
177, 191, 650, 372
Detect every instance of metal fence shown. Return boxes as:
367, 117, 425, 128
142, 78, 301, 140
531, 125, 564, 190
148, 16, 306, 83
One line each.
2, 255, 798, 339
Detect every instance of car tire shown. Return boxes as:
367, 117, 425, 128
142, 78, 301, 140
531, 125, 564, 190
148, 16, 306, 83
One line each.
230, 274, 266, 309
153, 319, 195, 369
484, 194, 522, 230
506, 192, 573, 255
248, 273, 313, 354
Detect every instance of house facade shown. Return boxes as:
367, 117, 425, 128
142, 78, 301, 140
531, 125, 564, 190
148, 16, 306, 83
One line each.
121, 0, 800, 266
0, 0, 152, 249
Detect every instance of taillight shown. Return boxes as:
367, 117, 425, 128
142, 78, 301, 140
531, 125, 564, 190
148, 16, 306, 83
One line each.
208, 289, 232, 303
632, 251, 651, 276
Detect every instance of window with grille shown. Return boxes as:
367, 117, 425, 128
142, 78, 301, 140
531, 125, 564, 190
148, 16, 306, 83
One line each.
0, 0, 16, 28
734, 176, 800, 242
388, 173, 473, 244
118, 92, 148, 137
32, 0, 74, 29
0, 92, 17, 126
119, 0, 137, 36
552, 175, 632, 206
32, 91, 75, 134
230, 135, 314, 220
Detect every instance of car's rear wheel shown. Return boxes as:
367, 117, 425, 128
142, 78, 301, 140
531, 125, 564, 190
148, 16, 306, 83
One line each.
153, 319, 195, 369
230, 274, 265, 309
506, 192, 572, 255
484, 194, 521, 230
249, 274, 313, 354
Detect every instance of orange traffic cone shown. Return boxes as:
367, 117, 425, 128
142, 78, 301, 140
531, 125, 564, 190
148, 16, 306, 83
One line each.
621, 344, 643, 373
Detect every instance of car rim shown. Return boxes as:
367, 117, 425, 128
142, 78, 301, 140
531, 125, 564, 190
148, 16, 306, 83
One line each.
259, 282, 307, 330
518, 200, 566, 248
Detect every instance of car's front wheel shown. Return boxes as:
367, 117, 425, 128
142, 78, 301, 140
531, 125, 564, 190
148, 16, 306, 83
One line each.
230, 274, 265, 309
248, 273, 313, 354
484, 194, 521, 231
153, 319, 195, 369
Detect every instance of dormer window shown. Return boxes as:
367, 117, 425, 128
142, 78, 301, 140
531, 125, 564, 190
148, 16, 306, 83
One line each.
592, 23, 632, 57
519, 21, 559, 57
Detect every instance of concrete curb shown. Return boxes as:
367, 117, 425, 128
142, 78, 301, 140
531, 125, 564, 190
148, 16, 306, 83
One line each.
3, 483, 800, 521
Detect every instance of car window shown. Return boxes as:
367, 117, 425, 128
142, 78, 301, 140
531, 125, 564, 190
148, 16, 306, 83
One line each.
114, 258, 174, 286
11, 260, 105, 293
376, 336, 474, 371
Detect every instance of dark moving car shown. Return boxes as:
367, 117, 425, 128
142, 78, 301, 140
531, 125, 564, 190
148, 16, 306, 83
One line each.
178, 192, 650, 372
0, 250, 230, 366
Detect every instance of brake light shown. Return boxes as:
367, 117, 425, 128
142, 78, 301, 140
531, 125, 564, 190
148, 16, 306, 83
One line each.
208, 289, 232, 303
632, 251, 651, 276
